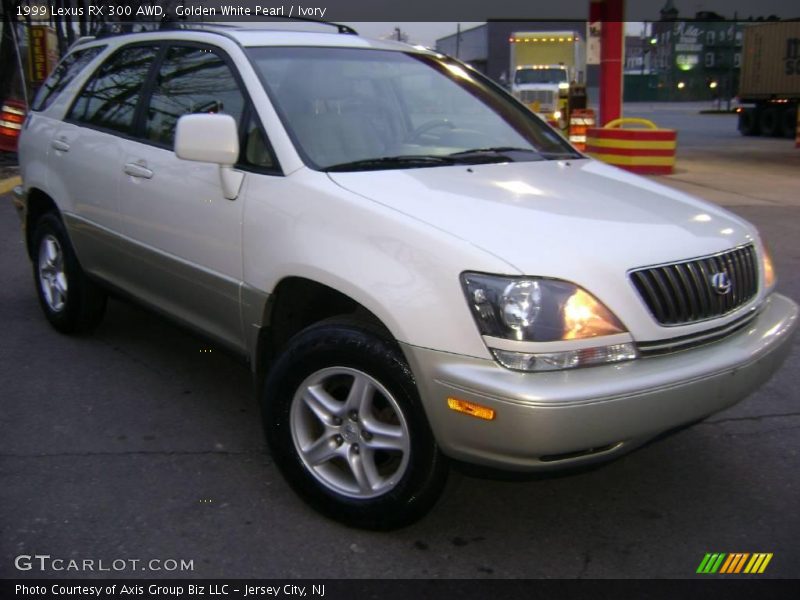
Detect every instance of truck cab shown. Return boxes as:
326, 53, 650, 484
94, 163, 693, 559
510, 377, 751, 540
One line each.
511, 64, 570, 125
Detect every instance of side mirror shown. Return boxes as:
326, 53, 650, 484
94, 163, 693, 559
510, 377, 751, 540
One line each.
175, 113, 238, 164
175, 114, 243, 200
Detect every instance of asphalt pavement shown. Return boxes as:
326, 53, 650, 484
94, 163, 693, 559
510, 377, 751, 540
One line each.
1, 105, 798, 579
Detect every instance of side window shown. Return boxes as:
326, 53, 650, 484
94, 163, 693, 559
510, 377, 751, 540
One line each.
144, 46, 245, 146
68, 46, 158, 134
240, 112, 276, 170
32, 45, 106, 112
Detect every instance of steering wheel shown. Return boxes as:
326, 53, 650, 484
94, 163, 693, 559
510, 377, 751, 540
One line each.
407, 119, 456, 143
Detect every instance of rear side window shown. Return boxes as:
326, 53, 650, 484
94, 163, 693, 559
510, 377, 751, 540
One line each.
144, 46, 245, 146
68, 45, 158, 135
31, 46, 105, 112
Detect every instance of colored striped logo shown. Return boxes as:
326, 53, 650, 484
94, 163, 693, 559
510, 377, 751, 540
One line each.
696, 553, 773, 574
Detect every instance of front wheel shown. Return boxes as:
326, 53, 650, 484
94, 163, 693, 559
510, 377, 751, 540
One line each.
262, 320, 448, 529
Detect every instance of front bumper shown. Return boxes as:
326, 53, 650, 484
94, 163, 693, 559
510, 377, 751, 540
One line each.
402, 293, 798, 471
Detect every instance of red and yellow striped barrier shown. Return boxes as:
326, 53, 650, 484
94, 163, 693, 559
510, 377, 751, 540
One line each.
586, 117, 677, 175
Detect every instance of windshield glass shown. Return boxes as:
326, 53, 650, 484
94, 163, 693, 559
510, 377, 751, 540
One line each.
514, 68, 568, 85
247, 47, 579, 171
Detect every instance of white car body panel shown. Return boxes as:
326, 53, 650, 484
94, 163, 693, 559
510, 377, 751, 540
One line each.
116, 138, 246, 348
242, 168, 513, 359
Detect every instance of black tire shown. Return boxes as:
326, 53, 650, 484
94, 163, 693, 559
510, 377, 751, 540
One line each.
758, 106, 780, 137
262, 319, 448, 530
738, 108, 759, 136
780, 106, 797, 139
31, 212, 106, 334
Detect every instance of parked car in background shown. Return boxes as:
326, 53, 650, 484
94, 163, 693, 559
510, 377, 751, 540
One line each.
14, 24, 798, 529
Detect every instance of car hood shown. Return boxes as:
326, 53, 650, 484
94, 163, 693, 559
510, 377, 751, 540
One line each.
327, 158, 757, 280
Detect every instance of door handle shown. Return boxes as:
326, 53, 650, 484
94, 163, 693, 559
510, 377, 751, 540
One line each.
51, 138, 70, 152
123, 162, 154, 179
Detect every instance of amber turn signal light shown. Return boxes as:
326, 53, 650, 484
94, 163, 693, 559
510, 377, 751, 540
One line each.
447, 398, 496, 421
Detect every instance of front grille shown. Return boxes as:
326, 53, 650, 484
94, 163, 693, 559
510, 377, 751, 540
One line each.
630, 245, 759, 326
519, 90, 556, 107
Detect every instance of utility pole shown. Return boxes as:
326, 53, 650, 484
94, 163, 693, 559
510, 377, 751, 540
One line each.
455, 23, 461, 59
641, 21, 647, 76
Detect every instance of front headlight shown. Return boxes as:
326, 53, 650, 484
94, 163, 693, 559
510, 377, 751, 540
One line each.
462, 273, 626, 341
461, 273, 637, 371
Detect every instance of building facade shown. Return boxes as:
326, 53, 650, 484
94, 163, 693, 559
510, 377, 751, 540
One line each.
650, 2, 744, 101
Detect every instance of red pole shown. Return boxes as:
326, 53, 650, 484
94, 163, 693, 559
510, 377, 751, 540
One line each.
598, 0, 625, 126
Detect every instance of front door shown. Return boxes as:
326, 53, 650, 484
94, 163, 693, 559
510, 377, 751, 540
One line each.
116, 44, 250, 350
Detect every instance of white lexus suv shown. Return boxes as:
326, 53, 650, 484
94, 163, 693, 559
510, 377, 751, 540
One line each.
14, 24, 797, 529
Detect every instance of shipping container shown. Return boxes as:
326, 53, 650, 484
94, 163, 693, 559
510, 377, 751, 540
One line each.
738, 21, 800, 137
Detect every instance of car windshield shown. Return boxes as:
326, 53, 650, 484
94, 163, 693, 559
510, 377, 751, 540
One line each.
514, 68, 568, 85
247, 47, 580, 171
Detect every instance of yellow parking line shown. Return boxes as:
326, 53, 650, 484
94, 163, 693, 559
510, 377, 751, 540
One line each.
0, 175, 21, 195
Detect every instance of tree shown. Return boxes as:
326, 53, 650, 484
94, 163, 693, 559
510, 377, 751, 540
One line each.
1, 0, 30, 103
0, 1, 183, 104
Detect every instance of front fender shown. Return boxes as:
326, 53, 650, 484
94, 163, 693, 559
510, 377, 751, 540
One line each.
241, 169, 517, 360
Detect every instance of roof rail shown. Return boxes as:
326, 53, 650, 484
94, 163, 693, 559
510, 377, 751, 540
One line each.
92, 18, 357, 39
93, 20, 241, 38
68, 36, 97, 49
257, 16, 358, 35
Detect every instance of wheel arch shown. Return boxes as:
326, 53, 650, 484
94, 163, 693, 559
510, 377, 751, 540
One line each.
24, 188, 62, 259
252, 276, 397, 390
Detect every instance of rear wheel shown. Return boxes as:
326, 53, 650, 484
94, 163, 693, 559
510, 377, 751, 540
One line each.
262, 319, 448, 529
32, 213, 106, 333
780, 106, 797, 138
758, 106, 780, 137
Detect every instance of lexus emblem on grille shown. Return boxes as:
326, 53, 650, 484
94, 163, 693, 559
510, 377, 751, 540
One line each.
710, 272, 732, 295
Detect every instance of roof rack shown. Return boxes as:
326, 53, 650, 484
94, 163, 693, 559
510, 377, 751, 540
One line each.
69, 35, 98, 49
257, 16, 358, 35
93, 18, 357, 39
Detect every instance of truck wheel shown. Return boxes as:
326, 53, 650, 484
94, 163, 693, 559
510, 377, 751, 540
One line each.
32, 213, 106, 333
738, 109, 759, 136
780, 107, 797, 139
262, 319, 448, 529
758, 106, 780, 137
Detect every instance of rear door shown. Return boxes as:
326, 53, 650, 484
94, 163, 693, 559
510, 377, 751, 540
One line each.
50, 44, 159, 278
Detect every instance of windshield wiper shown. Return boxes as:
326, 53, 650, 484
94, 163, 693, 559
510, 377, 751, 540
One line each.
323, 155, 456, 172
538, 150, 584, 160
446, 147, 544, 163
